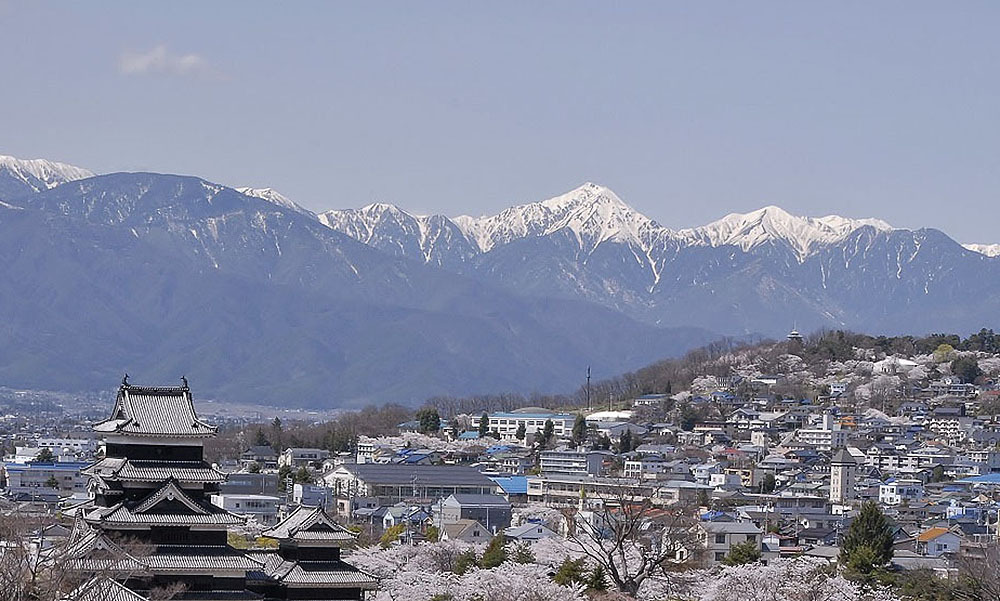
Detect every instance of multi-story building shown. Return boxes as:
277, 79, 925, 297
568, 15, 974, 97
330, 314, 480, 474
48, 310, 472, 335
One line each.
210, 492, 281, 525
879, 478, 924, 506
796, 414, 847, 451
473, 412, 577, 442
539, 449, 607, 477
696, 521, 763, 565
324, 463, 498, 514
829, 449, 857, 504
2, 459, 90, 501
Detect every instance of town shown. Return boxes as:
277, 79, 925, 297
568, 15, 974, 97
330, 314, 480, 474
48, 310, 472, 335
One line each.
3, 329, 1000, 601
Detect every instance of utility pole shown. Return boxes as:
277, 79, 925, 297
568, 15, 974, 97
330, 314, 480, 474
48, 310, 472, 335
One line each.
586, 366, 591, 411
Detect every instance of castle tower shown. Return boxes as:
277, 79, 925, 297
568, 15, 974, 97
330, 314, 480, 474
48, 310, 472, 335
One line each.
787, 327, 804, 354
830, 448, 856, 504
70, 378, 376, 600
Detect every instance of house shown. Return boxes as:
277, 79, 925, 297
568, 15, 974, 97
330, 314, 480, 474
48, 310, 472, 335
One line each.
442, 519, 491, 543
279, 448, 331, 468
695, 520, 763, 565
504, 522, 558, 543
240, 446, 278, 470
439, 493, 512, 531
633, 394, 669, 407
210, 493, 281, 525
879, 478, 924, 506
490, 475, 529, 503
915, 527, 962, 557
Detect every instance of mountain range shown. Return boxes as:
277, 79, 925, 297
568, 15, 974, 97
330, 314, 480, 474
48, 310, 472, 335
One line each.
1, 154, 997, 407
320, 182, 1000, 336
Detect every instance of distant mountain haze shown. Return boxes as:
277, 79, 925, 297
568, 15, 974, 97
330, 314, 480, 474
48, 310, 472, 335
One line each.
0, 158, 711, 407
1, 154, 997, 406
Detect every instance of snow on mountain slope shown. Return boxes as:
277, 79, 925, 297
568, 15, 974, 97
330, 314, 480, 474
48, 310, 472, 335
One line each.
963, 243, 1000, 257
323, 182, 902, 266
0, 155, 94, 196
454, 182, 666, 254
236, 187, 314, 217
319, 203, 478, 264
676, 205, 894, 261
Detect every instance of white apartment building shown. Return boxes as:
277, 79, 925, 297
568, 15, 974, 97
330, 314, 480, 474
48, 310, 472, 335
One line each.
796, 414, 847, 451
879, 478, 924, 506
474, 412, 576, 442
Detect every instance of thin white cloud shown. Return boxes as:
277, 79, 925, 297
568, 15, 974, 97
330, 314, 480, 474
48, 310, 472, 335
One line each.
118, 45, 216, 78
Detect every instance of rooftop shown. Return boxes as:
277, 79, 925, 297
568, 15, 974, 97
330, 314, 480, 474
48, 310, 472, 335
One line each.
93, 382, 217, 438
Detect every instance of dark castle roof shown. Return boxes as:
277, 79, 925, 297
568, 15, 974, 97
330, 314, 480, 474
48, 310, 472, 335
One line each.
263, 505, 356, 543
94, 383, 217, 437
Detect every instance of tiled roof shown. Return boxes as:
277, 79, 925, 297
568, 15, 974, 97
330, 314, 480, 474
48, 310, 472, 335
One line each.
134, 479, 210, 513
917, 526, 951, 542
94, 384, 216, 437
85, 480, 244, 527
84, 458, 226, 483
249, 554, 377, 589
92, 504, 245, 526
263, 505, 356, 542
64, 578, 148, 601
145, 546, 263, 572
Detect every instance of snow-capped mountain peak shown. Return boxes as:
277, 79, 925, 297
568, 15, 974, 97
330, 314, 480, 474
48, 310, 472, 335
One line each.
963, 243, 1000, 257
235, 187, 314, 217
455, 182, 662, 253
0, 154, 94, 197
677, 205, 895, 260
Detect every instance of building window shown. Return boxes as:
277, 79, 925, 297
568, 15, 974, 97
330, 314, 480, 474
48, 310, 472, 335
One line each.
715, 552, 726, 561
715, 534, 727, 544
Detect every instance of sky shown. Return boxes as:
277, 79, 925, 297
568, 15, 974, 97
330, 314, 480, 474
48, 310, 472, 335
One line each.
2, 1, 999, 242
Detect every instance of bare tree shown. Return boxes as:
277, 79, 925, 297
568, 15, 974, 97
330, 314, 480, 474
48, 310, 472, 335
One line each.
953, 541, 1000, 601
561, 484, 703, 598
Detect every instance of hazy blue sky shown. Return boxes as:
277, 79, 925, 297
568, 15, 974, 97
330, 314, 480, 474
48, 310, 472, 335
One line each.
2, 2, 998, 241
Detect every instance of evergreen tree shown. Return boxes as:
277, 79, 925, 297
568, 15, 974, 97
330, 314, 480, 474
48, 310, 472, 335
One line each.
512, 543, 534, 564
839, 501, 894, 577
571, 414, 587, 446
722, 540, 762, 565
35, 447, 54, 462
586, 564, 608, 592
293, 466, 314, 484
415, 408, 442, 434
761, 472, 776, 494
253, 427, 269, 447
478, 412, 489, 438
665, 381, 672, 394
271, 417, 284, 452
541, 419, 554, 447
454, 548, 478, 575
617, 429, 634, 454
515, 422, 526, 441
552, 557, 587, 586
480, 534, 508, 568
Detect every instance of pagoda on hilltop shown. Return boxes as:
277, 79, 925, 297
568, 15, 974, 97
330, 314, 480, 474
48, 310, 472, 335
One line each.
68, 378, 376, 601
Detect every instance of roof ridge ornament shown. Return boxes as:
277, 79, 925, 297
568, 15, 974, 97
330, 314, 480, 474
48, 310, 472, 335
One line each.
122, 372, 129, 387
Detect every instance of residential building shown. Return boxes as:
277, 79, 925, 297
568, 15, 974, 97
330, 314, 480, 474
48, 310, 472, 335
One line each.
439, 493, 512, 531
210, 493, 281, 525
697, 521, 763, 565
324, 463, 498, 514
539, 449, 607, 477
